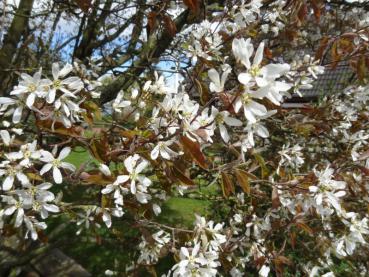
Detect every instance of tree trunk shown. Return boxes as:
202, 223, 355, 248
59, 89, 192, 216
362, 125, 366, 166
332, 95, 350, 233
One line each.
0, 0, 34, 95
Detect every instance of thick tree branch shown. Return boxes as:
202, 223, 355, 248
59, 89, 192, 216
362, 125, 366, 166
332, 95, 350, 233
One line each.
0, 0, 34, 94
98, 9, 191, 105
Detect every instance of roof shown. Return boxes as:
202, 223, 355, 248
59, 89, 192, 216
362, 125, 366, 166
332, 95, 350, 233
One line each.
287, 61, 355, 103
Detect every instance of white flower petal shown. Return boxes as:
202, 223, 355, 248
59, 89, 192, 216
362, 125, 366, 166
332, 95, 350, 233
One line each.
0, 130, 11, 145
40, 150, 54, 162
224, 116, 242, 127
40, 163, 53, 175
12, 106, 23, 123
44, 204, 60, 213
219, 124, 229, 143
238, 73, 252, 85
61, 162, 76, 172
102, 212, 112, 228
150, 145, 160, 160
15, 208, 24, 227
3, 176, 14, 190
99, 164, 111, 176
58, 147, 71, 160
53, 167, 63, 184
254, 42, 264, 66
52, 63, 60, 80
26, 93, 36, 108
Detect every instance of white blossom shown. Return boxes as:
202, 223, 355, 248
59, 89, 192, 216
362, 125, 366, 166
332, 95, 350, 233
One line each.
40, 147, 75, 184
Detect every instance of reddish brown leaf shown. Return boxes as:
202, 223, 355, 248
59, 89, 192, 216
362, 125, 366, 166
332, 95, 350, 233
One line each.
75, 0, 91, 13
172, 166, 195, 186
264, 47, 273, 59
36, 119, 83, 137
180, 136, 208, 169
310, 0, 321, 21
82, 173, 115, 185
330, 41, 340, 69
195, 79, 210, 105
140, 227, 156, 245
147, 11, 157, 35
284, 29, 298, 41
221, 172, 235, 198
89, 133, 110, 162
183, 0, 200, 13
276, 255, 293, 266
296, 222, 314, 236
272, 187, 280, 209
357, 55, 367, 81
290, 231, 296, 249
235, 169, 251, 195
297, 3, 308, 22
315, 36, 329, 61
162, 15, 177, 37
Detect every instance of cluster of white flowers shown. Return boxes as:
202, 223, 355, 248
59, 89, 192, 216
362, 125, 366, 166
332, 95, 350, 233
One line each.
184, 20, 223, 65
99, 154, 161, 227
309, 167, 347, 216
288, 55, 325, 97
0, 137, 74, 239
169, 216, 226, 277
0, 63, 85, 128
171, 242, 219, 277
102, 154, 152, 204
334, 213, 369, 257
278, 143, 305, 172
138, 230, 171, 264
233, 0, 263, 29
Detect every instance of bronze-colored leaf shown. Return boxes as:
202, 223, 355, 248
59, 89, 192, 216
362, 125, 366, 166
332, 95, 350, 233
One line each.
290, 231, 296, 249
221, 172, 234, 198
297, 3, 308, 22
235, 169, 250, 195
315, 36, 329, 61
101, 194, 112, 209
357, 55, 367, 81
172, 166, 195, 186
195, 79, 210, 105
147, 11, 157, 35
180, 136, 208, 169
183, 0, 200, 13
27, 172, 43, 181
81, 100, 102, 122
253, 153, 269, 178
272, 187, 280, 209
36, 119, 83, 137
89, 133, 110, 162
83, 173, 115, 185
75, 0, 91, 13
310, 0, 321, 21
162, 15, 177, 37
330, 41, 339, 69
296, 222, 314, 236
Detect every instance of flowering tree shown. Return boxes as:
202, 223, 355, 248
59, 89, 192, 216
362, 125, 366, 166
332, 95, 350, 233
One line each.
1, 0, 369, 276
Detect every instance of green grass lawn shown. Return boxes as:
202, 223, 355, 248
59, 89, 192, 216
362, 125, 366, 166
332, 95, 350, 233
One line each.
64, 146, 94, 167
158, 197, 210, 228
